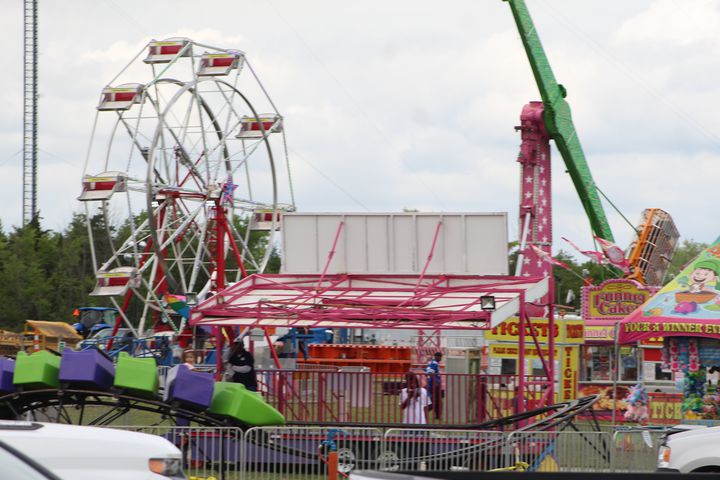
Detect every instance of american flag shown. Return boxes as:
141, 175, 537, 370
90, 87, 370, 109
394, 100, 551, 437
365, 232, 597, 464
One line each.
221, 175, 237, 205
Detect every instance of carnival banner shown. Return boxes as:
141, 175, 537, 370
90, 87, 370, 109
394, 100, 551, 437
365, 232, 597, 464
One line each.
619, 236, 720, 343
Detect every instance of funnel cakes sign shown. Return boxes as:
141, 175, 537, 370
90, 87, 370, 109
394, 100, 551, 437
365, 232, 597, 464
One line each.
583, 279, 654, 321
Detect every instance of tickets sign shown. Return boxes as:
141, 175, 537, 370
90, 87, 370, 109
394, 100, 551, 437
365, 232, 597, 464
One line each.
486, 317, 584, 344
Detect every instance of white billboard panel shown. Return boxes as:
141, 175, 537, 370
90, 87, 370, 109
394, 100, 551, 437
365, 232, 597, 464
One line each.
281, 212, 508, 275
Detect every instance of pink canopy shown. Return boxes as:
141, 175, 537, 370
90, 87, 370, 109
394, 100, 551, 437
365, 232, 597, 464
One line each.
189, 273, 549, 330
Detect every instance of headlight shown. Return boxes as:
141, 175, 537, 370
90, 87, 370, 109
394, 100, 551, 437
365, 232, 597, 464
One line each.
658, 445, 671, 468
149, 457, 185, 478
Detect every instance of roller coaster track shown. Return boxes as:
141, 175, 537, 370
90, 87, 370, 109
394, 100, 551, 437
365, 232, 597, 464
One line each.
0, 388, 231, 427
0, 388, 601, 472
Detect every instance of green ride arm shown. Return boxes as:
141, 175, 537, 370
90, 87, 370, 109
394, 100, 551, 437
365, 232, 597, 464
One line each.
503, 0, 614, 242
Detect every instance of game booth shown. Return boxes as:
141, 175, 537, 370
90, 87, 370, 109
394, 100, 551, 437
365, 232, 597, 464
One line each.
576, 279, 681, 422
619, 238, 720, 422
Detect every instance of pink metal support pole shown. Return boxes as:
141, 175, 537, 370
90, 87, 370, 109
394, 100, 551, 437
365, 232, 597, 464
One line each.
214, 327, 224, 381
546, 277, 556, 403
414, 221, 443, 291
317, 221, 345, 289
264, 326, 282, 369
214, 203, 227, 291
517, 292, 526, 416
223, 219, 248, 279
524, 316, 551, 380
414, 222, 444, 355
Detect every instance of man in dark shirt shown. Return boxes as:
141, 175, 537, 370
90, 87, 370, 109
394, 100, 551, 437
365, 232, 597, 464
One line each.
226, 338, 258, 392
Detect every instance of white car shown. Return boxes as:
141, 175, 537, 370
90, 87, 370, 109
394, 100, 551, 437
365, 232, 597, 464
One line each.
658, 424, 720, 473
0, 421, 185, 479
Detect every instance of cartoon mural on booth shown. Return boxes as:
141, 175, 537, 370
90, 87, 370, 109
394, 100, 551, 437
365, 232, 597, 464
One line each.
619, 237, 720, 419
640, 237, 720, 319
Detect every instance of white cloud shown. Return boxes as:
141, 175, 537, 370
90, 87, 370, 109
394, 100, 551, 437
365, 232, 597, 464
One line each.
0, 0, 718, 267
615, 0, 720, 47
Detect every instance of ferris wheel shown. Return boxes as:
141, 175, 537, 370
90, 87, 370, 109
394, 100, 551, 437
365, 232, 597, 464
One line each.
79, 38, 295, 336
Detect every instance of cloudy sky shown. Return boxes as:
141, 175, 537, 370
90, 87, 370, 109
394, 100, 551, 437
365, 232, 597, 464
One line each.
1, 0, 719, 258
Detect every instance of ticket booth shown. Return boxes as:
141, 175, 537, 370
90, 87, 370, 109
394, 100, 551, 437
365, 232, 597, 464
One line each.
484, 315, 584, 406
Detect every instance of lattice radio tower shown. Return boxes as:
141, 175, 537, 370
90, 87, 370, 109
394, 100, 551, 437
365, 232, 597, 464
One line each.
22, 0, 38, 226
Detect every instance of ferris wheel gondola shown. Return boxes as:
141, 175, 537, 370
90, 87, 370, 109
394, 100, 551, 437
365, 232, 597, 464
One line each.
80, 38, 295, 336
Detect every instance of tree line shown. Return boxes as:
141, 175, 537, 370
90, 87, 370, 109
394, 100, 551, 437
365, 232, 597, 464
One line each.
0, 212, 708, 331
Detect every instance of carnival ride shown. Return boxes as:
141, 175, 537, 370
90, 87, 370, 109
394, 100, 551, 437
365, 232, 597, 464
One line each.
2, 12, 645, 477
0, 346, 602, 472
0, 348, 284, 428
485, 0, 681, 418
79, 38, 295, 339
505, 0, 679, 286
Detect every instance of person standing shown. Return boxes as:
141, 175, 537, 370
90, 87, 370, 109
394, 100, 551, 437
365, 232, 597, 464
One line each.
225, 338, 258, 392
425, 352, 443, 420
399, 373, 431, 425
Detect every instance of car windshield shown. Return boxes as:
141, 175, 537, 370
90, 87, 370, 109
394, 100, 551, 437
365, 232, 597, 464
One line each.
0, 444, 56, 480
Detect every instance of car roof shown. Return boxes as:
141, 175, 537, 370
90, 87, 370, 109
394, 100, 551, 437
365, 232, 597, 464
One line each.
0, 420, 175, 452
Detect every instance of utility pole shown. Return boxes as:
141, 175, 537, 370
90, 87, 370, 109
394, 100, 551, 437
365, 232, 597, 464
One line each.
23, 0, 38, 225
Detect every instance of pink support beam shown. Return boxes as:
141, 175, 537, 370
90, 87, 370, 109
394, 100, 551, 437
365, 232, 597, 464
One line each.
189, 273, 548, 331
317, 221, 345, 288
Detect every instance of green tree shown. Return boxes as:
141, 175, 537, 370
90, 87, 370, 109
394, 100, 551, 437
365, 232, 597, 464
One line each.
0, 221, 55, 329
665, 239, 709, 283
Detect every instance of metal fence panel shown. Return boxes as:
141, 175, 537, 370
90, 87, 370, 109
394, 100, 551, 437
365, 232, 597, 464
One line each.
244, 426, 384, 479
105, 425, 663, 478
257, 370, 541, 426
611, 428, 666, 472
383, 429, 509, 472
508, 431, 613, 472
111, 426, 244, 480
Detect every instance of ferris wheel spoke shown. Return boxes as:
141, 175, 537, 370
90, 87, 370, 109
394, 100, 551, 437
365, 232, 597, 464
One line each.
156, 202, 204, 252
154, 122, 207, 191
228, 138, 265, 176
108, 297, 139, 338
116, 106, 171, 187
